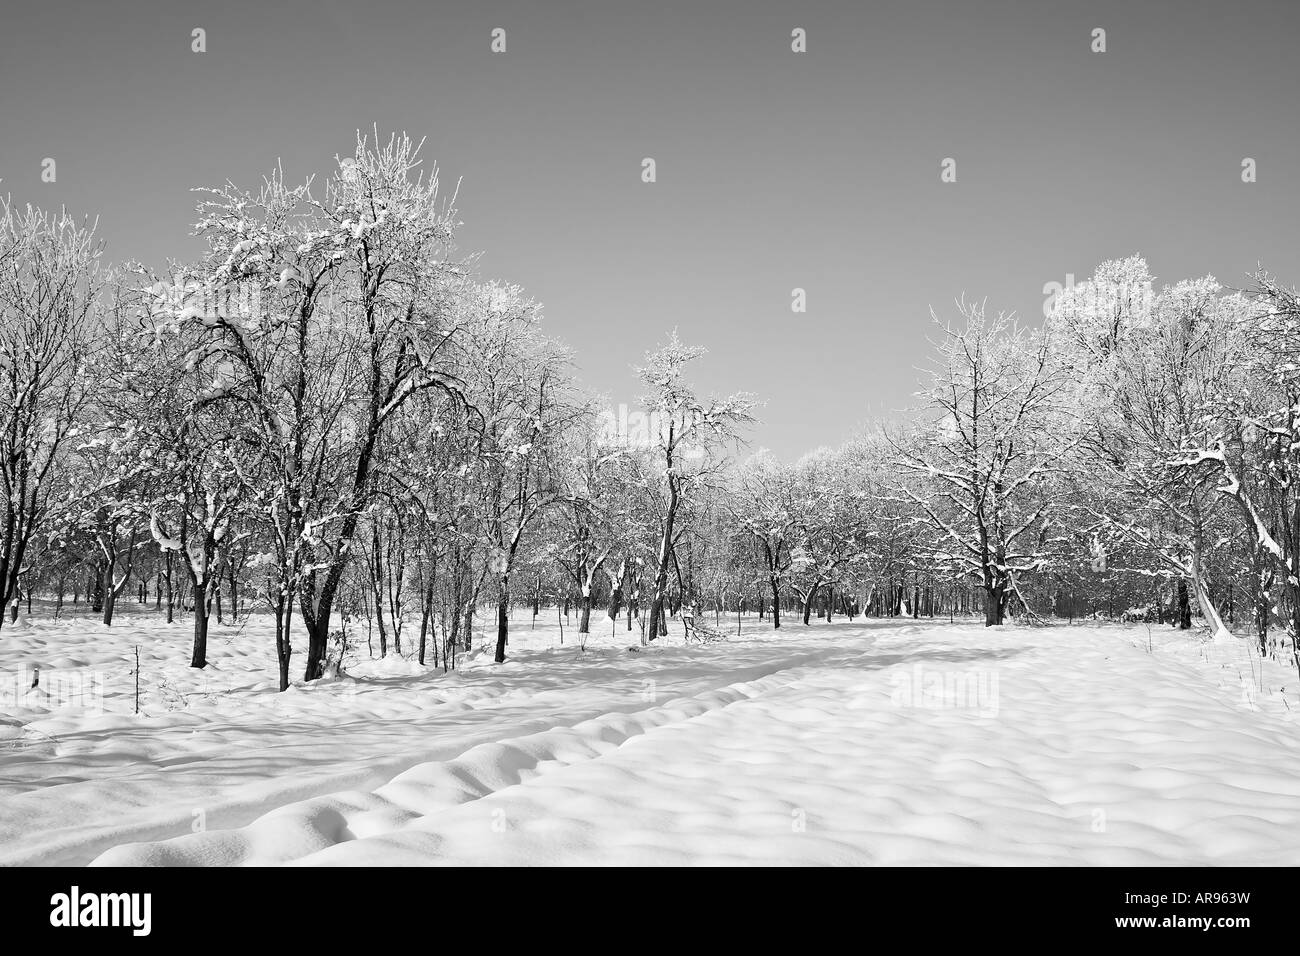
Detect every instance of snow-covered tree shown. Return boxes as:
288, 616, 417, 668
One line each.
635, 332, 755, 642
732, 451, 800, 628
185, 131, 469, 683
896, 300, 1075, 625
1052, 260, 1251, 640
0, 202, 101, 627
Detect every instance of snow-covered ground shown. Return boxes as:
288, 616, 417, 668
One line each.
2, 606, 1299, 866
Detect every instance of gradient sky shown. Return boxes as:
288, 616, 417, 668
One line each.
1, 0, 1296, 458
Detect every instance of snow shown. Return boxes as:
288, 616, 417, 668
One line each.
3, 608, 1300, 866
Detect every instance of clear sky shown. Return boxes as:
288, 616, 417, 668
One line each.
1, 0, 1296, 458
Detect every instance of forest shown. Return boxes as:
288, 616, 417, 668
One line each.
3, 130, 1299, 694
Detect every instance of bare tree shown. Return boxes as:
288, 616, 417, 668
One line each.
1056, 264, 1248, 638
636, 332, 755, 642
896, 301, 1074, 626
185, 132, 470, 684
0, 202, 101, 627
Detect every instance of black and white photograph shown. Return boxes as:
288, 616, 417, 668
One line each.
0, 0, 1297, 932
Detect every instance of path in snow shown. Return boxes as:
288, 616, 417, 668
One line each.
0, 609, 845, 865
85, 620, 1300, 866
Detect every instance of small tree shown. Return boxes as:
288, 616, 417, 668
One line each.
636, 332, 755, 642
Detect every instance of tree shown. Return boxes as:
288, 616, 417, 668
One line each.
1053, 261, 1249, 639
732, 452, 799, 628
460, 283, 574, 663
786, 446, 872, 625
552, 410, 629, 635
184, 131, 470, 684
636, 332, 755, 642
127, 288, 257, 668
896, 300, 1073, 626
1181, 271, 1300, 662
0, 203, 101, 627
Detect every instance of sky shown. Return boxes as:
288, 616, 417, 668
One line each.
1, 0, 1296, 458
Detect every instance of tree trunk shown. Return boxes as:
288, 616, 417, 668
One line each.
418, 566, 436, 666
303, 614, 330, 681
579, 590, 592, 634
191, 582, 209, 668
1291, 587, 1300, 681
91, 562, 105, 614
1253, 561, 1273, 657
274, 593, 292, 692
102, 565, 117, 627
983, 581, 1006, 626
448, 602, 462, 665
227, 563, 239, 620
1177, 578, 1192, 629
370, 525, 388, 657
802, 581, 821, 625
1193, 571, 1230, 640
494, 575, 510, 663
165, 552, 174, 624
646, 486, 680, 643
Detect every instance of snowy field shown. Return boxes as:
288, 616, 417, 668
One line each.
3, 608, 1299, 866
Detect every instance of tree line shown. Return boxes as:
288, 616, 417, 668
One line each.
2, 133, 1298, 689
